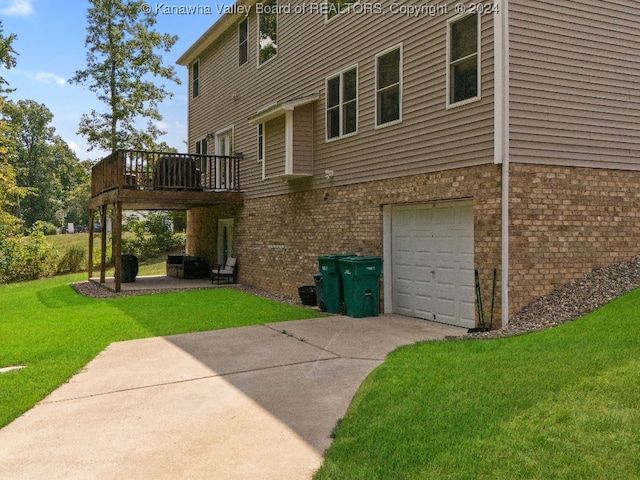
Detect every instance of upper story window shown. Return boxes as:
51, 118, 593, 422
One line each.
375, 45, 402, 127
447, 13, 480, 106
258, 0, 278, 65
326, 66, 358, 140
326, 0, 356, 19
238, 18, 248, 66
192, 60, 200, 98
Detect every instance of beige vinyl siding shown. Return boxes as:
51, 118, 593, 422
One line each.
186, 0, 495, 198
264, 116, 286, 179
509, 0, 640, 169
292, 103, 313, 176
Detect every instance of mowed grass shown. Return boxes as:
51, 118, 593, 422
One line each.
0, 274, 324, 428
46, 232, 176, 276
315, 289, 640, 479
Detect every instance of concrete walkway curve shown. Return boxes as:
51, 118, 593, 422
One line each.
0, 315, 465, 480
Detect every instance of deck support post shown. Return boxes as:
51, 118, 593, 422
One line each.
114, 201, 123, 293
88, 209, 95, 279
100, 205, 107, 283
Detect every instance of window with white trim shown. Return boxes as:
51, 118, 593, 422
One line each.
326, 66, 357, 140
239, 18, 248, 66
257, 123, 264, 161
195, 138, 207, 155
326, 0, 356, 19
192, 60, 200, 98
375, 45, 402, 127
447, 13, 480, 106
258, 0, 278, 65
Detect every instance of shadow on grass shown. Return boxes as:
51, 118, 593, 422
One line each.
36, 285, 96, 309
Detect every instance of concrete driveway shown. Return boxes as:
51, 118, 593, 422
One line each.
0, 315, 465, 480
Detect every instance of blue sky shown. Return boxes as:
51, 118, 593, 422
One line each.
1, 0, 225, 160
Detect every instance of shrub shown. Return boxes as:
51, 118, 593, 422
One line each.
122, 212, 185, 261
0, 229, 55, 283
56, 245, 87, 274
33, 220, 59, 236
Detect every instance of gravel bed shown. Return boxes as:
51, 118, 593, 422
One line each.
466, 255, 640, 339
70, 280, 305, 306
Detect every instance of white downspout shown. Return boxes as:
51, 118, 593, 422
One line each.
494, 0, 510, 325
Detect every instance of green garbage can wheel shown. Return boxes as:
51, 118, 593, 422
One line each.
340, 301, 347, 315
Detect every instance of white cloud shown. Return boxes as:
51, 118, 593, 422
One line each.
155, 120, 170, 130
0, 0, 34, 16
34, 72, 66, 86
67, 141, 80, 153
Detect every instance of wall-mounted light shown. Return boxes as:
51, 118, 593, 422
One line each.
206, 133, 215, 140
324, 169, 334, 179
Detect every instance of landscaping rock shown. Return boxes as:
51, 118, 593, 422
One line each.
466, 255, 640, 339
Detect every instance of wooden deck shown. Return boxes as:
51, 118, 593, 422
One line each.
90, 149, 243, 210
89, 149, 244, 293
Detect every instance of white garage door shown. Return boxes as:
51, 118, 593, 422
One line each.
391, 202, 475, 328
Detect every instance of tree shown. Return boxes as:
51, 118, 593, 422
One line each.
0, 21, 17, 94
0, 21, 20, 228
4, 100, 84, 228
70, 0, 181, 152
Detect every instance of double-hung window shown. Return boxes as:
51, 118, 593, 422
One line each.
258, 0, 278, 65
447, 13, 480, 106
191, 60, 200, 98
239, 18, 248, 66
375, 45, 402, 127
326, 66, 358, 140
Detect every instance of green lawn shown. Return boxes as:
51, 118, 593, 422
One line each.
2, 274, 639, 478
315, 289, 640, 479
46, 232, 178, 276
0, 274, 323, 428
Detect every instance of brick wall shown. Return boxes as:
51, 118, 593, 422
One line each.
187, 163, 640, 328
508, 163, 640, 315
188, 163, 504, 326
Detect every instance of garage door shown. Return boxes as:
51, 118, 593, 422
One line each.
391, 202, 475, 328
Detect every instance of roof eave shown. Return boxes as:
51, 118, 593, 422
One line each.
176, 0, 257, 66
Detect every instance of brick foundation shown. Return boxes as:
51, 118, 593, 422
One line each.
187, 163, 640, 328
188, 164, 504, 327
508, 163, 640, 315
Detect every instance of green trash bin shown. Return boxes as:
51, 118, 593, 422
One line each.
318, 254, 356, 313
339, 256, 383, 318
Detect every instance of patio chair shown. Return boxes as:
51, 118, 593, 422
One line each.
211, 257, 237, 284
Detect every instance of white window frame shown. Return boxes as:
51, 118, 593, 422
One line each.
195, 137, 208, 155
257, 0, 278, 67
215, 126, 235, 190
238, 18, 248, 67
446, 12, 481, 108
325, 64, 358, 142
325, 0, 358, 21
375, 44, 403, 129
257, 123, 266, 179
191, 59, 200, 98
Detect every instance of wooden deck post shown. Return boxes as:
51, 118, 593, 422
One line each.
100, 205, 107, 283
88, 209, 94, 279
114, 201, 123, 293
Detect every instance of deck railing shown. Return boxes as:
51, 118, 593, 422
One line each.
91, 149, 242, 197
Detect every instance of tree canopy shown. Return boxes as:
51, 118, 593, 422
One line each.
3, 99, 88, 228
0, 21, 17, 94
70, 0, 181, 152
